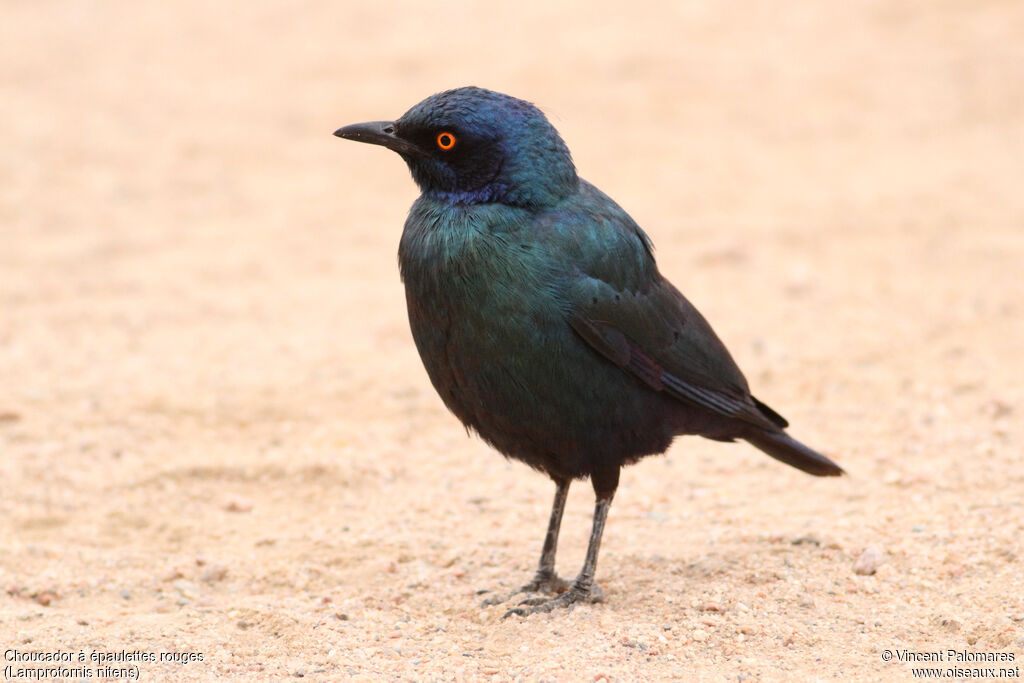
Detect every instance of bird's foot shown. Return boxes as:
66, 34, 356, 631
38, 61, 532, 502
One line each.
480, 570, 570, 607
502, 580, 603, 618
518, 570, 571, 596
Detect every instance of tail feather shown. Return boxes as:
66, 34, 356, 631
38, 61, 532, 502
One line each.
743, 430, 844, 477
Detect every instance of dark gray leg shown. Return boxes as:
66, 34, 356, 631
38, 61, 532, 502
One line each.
481, 479, 571, 607
504, 492, 614, 618
570, 495, 611, 594
521, 479, 571, 593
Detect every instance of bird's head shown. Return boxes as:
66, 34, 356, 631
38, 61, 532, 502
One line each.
334, 87, 578, 208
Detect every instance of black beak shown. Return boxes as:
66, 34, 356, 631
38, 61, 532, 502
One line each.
333, 120, 423, 157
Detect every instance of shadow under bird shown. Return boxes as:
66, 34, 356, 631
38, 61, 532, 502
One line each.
334, 87, 843, 617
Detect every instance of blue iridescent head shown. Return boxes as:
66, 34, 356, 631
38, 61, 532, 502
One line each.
335, 87, 578, 208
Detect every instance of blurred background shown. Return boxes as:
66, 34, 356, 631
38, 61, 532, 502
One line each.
2, 0, 1021, 679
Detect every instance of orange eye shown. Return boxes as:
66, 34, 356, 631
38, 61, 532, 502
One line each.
436, 131, 456, 150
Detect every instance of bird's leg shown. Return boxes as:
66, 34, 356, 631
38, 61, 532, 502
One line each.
504, 467, 618, 618
519, 479, 571, 594
482, 479, 570, 607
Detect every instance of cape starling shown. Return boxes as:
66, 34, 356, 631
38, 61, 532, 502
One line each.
334, 87, 843, 617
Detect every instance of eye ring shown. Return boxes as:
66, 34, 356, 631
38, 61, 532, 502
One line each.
436, 131, 456, 150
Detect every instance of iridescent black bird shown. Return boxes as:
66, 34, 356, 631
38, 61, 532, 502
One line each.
334, 87, 843, 617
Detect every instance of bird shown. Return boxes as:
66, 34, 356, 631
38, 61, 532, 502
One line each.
333, 87, 843, 617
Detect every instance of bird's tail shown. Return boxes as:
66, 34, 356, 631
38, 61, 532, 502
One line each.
743, 430, 844, 477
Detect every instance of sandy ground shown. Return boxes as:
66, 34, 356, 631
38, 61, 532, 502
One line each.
2, 0, 1023, 680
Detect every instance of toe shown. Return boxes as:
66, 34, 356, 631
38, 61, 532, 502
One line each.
502, 583, 603, 617
516, 596, 550, 607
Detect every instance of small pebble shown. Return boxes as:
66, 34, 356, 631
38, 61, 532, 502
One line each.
34, 591, 57, 606
791, 536, 820, 546
163, 569, 185, 582
173, 579, 198, 599
853, 547, 884, 575
224, 498, 253, 513
201, 565, 229, 584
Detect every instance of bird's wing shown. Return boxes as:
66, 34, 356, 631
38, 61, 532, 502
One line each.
545, 181, 786, 432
